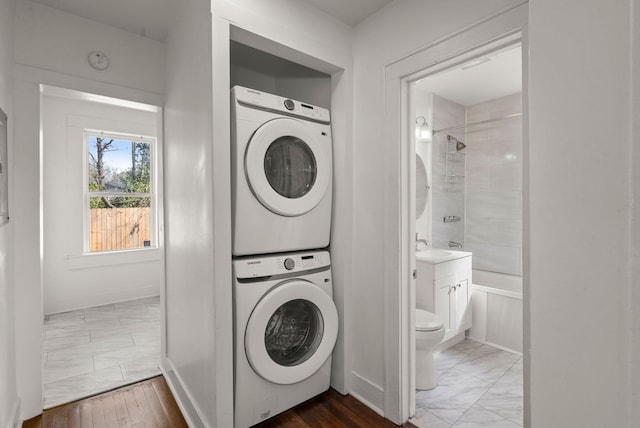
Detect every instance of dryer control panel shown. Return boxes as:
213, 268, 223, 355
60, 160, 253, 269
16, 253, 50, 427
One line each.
235, 250, 330, 279
233, 85, 331, 123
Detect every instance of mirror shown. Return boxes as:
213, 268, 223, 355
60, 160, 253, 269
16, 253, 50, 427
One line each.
416, 153, 428, 218
0, 107, 8, 224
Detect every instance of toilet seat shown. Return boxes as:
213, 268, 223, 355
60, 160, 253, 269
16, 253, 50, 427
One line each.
416, 309, 443, 332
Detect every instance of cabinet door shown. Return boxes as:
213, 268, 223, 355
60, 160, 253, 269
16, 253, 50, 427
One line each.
435, 275, 455, 341
454, 279, 472, 333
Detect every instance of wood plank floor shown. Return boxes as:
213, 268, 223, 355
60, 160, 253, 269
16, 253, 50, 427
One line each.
255, 388, 418, 428
22, 376, 187, 428
23, 375, 417, 427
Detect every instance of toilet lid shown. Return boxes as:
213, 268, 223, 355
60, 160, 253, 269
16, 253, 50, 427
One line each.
416, 309, 443, 331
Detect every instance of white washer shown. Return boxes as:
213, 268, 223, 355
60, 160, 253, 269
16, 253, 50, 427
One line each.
231, 86, 333, 256
233, 250, 338, 428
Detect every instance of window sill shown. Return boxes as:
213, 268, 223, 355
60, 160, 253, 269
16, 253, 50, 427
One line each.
66, 248, 162, 270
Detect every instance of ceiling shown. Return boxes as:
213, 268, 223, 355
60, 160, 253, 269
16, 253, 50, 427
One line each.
297, 0, 393, 27
28, 0, 518, 105
30, 0, 185, 42
415, 45, 522, 106
29, 0, 394, 42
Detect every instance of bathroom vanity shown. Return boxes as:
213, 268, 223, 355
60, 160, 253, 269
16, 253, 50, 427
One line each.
416, 249, 472, 346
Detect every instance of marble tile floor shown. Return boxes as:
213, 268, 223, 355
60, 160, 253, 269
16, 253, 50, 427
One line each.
42, 296, 161, 409
411, 339, 523, 428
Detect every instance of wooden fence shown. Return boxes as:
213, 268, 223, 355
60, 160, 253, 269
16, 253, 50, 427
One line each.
90, 207, 151, 251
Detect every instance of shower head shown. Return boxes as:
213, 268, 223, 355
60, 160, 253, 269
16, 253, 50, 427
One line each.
447, 134, 467, 151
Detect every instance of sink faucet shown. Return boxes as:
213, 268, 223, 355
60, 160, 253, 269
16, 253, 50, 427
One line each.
416, 233, 430, 250
448, 241, 463, 248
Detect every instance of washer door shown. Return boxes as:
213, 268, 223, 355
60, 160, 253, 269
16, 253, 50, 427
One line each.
245, 280, 338, 385
245, 118, 330, 217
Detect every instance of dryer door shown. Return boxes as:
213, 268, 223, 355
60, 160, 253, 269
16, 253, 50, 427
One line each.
245, 118, 330, 217
245, 280, 338, 385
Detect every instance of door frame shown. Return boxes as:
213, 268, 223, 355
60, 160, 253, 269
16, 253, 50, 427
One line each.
11, 68, 165, 418
381, 3, 529, 423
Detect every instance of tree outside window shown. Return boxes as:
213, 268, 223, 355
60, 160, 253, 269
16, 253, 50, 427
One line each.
86, 131, 156, 252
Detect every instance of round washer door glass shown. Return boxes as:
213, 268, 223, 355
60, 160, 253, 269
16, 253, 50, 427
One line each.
265, 299, 322, 366
245, 118, 330, 217
245, 280, 338, 385
264, 137, 317, 199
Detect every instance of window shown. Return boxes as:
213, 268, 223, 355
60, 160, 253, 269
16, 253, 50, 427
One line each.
85, 131, 156, 253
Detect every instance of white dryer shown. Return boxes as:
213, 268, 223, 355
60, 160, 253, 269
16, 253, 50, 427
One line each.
231, 86, 333, 256
233, 250, 338, 428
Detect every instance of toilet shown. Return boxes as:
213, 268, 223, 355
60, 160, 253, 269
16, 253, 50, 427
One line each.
415, 309, 445, 390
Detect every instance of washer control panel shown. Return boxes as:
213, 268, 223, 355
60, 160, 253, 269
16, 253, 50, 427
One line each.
234, 251, 330, 279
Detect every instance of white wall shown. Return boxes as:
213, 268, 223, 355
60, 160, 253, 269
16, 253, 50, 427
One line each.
163, 0, 219, 425
41, 93, 161, 314
352, 0, 520, 412
12, 76, 43, 426
528, 0, 635, 426
12, 0, 165, 419
0, 0, 17, 425
230, 42, 333, 109
14, 0, 164, 96
632, 2, 640, 424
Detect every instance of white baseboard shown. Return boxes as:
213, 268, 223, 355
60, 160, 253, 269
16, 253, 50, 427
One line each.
479, 339, 523, 356
161, 357, 208, 427
45, 286, 160, 315
6, 397, 20, 428
349, 371, 384, 417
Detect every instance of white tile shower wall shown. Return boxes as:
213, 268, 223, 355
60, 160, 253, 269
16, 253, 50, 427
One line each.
431, 95, 465, 250
465, 93, 522, 275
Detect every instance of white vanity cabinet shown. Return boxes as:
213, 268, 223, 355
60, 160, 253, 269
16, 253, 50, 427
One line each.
416, 250, 472, 343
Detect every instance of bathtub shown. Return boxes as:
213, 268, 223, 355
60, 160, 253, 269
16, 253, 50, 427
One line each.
468, 269, 523, 354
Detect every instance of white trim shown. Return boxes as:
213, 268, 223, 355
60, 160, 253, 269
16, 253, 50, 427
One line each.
40, 85, 159, 113
210, 13, 235, 428
6, 398, 20, 428
14, 64, 164, 107
44, 287, 160, 316
475, 338, 524, 357
83, 130, 158, 254
66, 247, 161, 270
160, 359, 206, 428
12, 74, 165, 418
383, 3, 528, 425
470, 283, 523, 300
350, 371, 385, 416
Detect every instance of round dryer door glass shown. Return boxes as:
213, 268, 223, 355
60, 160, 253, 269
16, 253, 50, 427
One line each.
264, 299, 323, 366
264, 137, 317, 199
245, 118, 330, 217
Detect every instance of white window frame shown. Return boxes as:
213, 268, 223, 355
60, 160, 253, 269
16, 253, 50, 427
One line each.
83, 129, 158, 254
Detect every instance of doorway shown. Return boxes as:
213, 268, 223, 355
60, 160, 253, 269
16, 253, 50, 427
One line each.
409, 43, 523, 427
40, 86, 165, 408
379, 4, 528, 423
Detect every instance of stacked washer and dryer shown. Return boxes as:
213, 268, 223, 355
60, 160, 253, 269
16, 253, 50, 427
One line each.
231, 86, 338, 427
